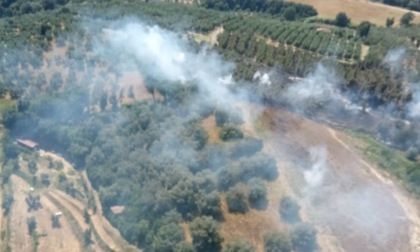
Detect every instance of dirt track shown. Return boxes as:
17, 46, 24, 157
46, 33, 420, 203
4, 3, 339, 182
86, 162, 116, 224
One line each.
258, 107, 420, 252
9, 175, 33, 252
35, 194, 81, 252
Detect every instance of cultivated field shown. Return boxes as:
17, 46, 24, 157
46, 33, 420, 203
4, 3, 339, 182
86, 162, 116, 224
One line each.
3, 148, 141, 252
288, 0, 420, 26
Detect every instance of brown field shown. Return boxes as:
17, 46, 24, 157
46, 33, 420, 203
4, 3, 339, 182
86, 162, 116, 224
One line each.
9, 175, 83, 252
202, 115, 220, 142
119, 71, 154, 104
34, 195, 81, 252
288, 0, 420, 26
258, 106, 418, 251
6, 150, 140, 252
213, 102, 420, 252
46, 191, 105, 252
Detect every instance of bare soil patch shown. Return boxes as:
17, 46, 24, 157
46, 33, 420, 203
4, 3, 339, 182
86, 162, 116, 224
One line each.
220, 192, 287, 252
119, 71, 153, 104
361, 44, 370, 60
202, 115, 220, 142
9, 175, 33, 252
34, 194, 82, 252
259, 107, 415, 252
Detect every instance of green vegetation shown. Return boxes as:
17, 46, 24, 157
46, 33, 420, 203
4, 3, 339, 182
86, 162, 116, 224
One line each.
217, 12, 419, 106
335, 12, 350, 27
190, 216, 222, 251
247, 178, 268, 209
279, 196, 301, 224
349, 130, 420, 197
291, 224, 318, 252
357, 21, 371, 37
201, 0, 317, 19
263, 231, 292, 252
222, 239, 256, 252
400, 12, 415, 27
27, 216, 37, 234
226, 185, 249, 213
386, 17, 395, 27
383, 0, 420, 12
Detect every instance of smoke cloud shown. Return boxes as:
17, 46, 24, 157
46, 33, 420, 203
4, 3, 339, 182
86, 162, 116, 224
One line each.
303, 147, 328, 188
94, 22, 240, 108
300, 145, 409, 250
407, 84, 420, 119
383, 47, 406, 74
282, 64, 341, 112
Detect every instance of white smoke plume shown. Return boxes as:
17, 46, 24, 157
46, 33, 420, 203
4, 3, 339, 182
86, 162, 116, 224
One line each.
300, 145, 409, 249
283, 64, 340, 111
383, 47, 406, 74
407, 84, 420, 119
94, 22, 241, 107
253, 71, 272, 86
304, 146, 328, 188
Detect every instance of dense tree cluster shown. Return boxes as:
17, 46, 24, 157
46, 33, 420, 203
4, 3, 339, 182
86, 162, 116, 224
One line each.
221, 17, 362, 61
190, 216, 222, 251
202, 0, 317, 19
263, 231, 292, 252
382, 0, 420, 12
2, 70, 277, 250
222, 240, 256, 252
0, 0, 71, 17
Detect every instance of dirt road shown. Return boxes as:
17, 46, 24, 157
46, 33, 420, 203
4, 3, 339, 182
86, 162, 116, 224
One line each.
9, 175, 33, 252
35, 195, 81, 252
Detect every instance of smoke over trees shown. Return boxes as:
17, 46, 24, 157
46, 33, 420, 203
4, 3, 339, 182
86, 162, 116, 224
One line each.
0, 1, 420, 252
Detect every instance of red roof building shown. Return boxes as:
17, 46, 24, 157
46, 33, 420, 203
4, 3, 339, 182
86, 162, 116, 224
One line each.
16, 139, 39, 150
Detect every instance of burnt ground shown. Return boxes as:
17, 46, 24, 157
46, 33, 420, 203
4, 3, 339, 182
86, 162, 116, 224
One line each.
257, 106, 420, 252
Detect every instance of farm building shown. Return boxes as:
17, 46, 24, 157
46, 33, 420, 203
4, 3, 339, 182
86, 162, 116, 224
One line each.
16, 139, 39, 151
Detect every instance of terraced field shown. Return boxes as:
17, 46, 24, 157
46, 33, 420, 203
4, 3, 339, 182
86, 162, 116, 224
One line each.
3, 148, 141, 252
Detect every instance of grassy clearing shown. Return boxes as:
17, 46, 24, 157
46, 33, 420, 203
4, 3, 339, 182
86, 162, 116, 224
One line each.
0, 98, 14, 118
348, 130, 420, 195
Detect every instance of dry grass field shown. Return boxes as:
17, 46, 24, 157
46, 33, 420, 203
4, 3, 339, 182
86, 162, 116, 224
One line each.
288, 0, 420, 26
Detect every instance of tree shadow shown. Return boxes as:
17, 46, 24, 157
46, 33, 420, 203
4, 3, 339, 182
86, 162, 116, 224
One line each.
250, 198, 268, 211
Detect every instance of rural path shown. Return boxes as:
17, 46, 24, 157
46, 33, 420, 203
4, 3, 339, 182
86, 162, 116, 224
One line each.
328, 128, 420, 251
35, 194, 81, 252
47, 190, 105, 252
81, 171, 142, 252
39, 149, 141, 252
9, 175, 33, 252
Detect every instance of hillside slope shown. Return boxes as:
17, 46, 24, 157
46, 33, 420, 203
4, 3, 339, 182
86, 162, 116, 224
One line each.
287, 0, 420, 26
